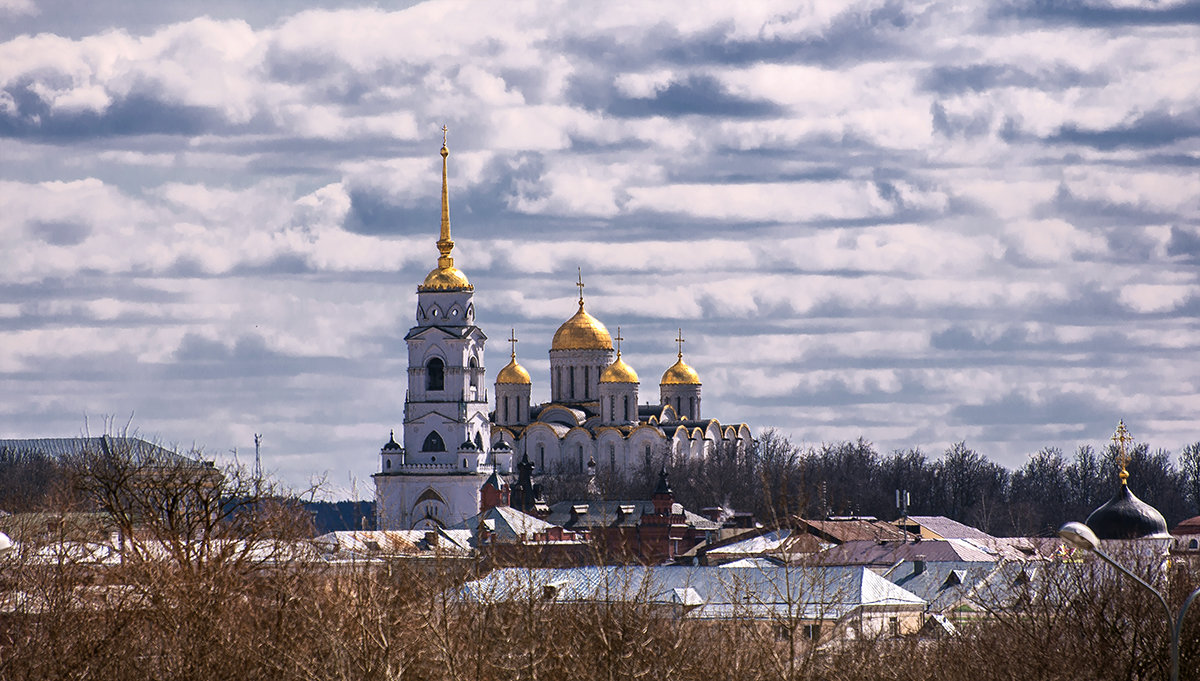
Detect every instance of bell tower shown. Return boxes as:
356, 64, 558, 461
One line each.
374, 129, 511, 530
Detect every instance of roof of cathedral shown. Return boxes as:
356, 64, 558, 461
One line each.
600, 354, 639, 383
496, 355, 531, 384
552, 300, 612, 351
1084, 421, 1170, 541
660, 357, 701, 385
1086, 484, 1170, 540
418, 132, 472, 293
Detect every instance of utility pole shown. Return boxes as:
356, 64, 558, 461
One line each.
253, 433, 263, 497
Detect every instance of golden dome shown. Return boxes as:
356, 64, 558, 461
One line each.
419, 265, 472, 291
601, 355, 639, 384
496, 356, 531, 385
552, 302, 613, 351
661, 358, 701, 385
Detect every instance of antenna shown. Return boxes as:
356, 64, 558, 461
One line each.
254, 433, 263, 497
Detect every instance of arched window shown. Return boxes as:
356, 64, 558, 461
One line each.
469, 357, 479, 388
689, 396, 696, 418
422, 431, 446, 452
538, 443, 545, 471
426, 358, 445, 391
609, 396, 616, 421
474, 432, 484, 450
584, 368, 589, 397
569, 367, 575, 399
623, 395, 630, 421
578, 445, 584, 472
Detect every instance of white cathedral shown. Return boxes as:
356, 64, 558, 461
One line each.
373, 136, 752, 530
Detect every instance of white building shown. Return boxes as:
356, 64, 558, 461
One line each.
374, 136, 750, 530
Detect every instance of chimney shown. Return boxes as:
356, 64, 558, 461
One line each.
913, 554, 926, 575
425, 530, 439, 547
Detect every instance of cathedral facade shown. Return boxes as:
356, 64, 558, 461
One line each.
374, 137, 751, 531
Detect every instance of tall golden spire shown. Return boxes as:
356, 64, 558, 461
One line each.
1113, 420, 1133, 485
419, 125, 471, 292
437, 124, 454, 269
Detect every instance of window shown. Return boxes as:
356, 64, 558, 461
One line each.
569, 367, 575, 399
538, 444, 545, 471
469, 357, 479, 388
689, 396, 695, 417
644, 444, 651, 467
583, 368, 589, 397
609, 396, 615, 421
426, 358, 445, 391
609, 444, 615, 469
623, 395, 630, 421
578, 445, 584, 472
422, 431, 446, 452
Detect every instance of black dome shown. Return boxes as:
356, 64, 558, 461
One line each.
382, 430, 402, 451
1086, 485, 1170, 540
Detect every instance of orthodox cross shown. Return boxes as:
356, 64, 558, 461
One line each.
576, 268, 585, 306
508, 328, 518, 359
615, 327, 624, 355
675, 328, 685, 359
1112, 420, 1133, 485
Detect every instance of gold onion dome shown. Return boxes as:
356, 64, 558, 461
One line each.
661, 358, 701, 386
661, 329, 701, 385
496, 356, 531, 385
601, 355, 639, 384
418, 128, 472, 292
552, 304, 613, 351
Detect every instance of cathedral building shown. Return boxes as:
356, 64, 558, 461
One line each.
374, 135, 751, 531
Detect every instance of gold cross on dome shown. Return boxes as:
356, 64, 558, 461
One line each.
576, 268, 585, 306
508, 328, 518, 358
1112, 420, 1133, 485
675, 328, 685, 360
615, 326, 624, 355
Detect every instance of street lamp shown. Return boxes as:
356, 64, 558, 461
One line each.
1058, 521, 1200, 681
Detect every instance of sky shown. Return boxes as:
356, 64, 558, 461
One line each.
2, 0, 1199, 498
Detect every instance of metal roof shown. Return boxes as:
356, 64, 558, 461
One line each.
458, 565, 925, 620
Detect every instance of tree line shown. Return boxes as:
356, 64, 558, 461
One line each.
547, 429, 1200, 537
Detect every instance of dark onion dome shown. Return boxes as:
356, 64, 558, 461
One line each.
382, 430, 402, 451
1085, 484, 1170, 540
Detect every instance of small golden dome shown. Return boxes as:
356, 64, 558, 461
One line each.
601, 355, 639, 384
419, 265, 472, 292
552, 303, 612, 351
661, 358, 701, 386
496, 356, 531, 385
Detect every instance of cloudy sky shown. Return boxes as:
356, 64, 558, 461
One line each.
2, 0, 1198, 496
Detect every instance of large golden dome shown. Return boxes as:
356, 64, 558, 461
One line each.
419, 265, 472, 291
661, 358, 701, 385
496, 356, 531, 384
600, 355, 639, 384
552, 302, 613, 351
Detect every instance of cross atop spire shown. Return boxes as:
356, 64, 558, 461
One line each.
1112, 420, 1133, 485
437, 125, 454, 269
508, 328, 519, 359
615, 326, 624, 356
576, 268, 586, 307
675, 328, 686, 360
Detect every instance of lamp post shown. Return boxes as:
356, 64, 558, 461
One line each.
1058, 521, 1200, 681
